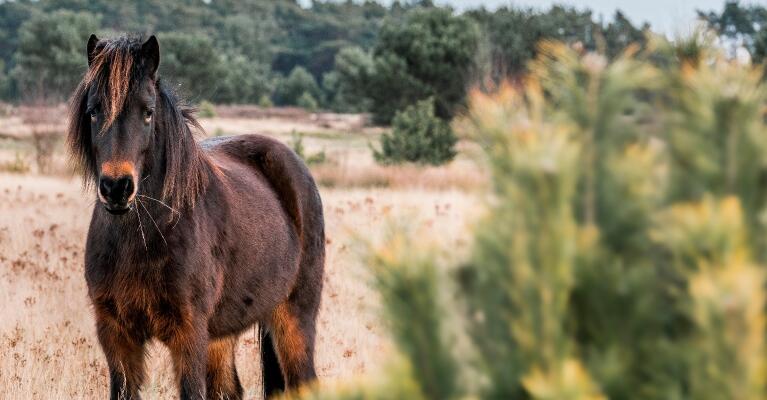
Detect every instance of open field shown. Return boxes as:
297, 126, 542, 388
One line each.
0, 108, 481, 399
0, 104, 486, 191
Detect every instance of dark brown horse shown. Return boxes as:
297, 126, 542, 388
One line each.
67, 35, 325, 399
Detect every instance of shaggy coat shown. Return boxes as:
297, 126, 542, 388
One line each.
67, 35, 324, 400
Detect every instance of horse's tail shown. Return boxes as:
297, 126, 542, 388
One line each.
260, 324, 286, 397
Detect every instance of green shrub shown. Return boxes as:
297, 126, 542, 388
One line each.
290, 131, 327, 166
0, 152, 30, 174
212, 54, 273, 104
321, 48, 374, 113
274, 66, 321, 106
197, 100, 216, 118
158, 32, 222, 99
363, 8, 481, 124
290, 130, 306, 159
297, 91, 319, 112
13, 10, 100, 101
258, 94, 274, 108
373, 98, 457, 166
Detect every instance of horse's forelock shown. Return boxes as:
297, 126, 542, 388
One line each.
83, 40, 137, 133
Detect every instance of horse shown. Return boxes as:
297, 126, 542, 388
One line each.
67, 34, 325, 400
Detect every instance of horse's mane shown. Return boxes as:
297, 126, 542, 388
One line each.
67, 35, 210, 211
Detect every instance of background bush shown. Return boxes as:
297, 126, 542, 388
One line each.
360, 8, 481, 124
373, 98, 457, 166
12, 10, 100, 102
273, 66, 322, 107
158, 32, 222, 100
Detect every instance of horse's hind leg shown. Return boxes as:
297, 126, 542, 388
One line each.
260, 325, 285, 397
206, 336, 243, 400
268, 300, 319, 391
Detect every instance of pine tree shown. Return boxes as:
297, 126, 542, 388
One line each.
292, 38, 767, 400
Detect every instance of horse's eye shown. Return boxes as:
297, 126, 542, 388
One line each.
89, 109, 98, 122
144, 109, 153, 124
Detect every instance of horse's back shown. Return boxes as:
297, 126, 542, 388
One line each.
202, 134, 325, 275
201, 134, 323, 228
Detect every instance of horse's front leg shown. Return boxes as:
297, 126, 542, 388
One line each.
95, 317, 147, 400
167, 318, 209, 400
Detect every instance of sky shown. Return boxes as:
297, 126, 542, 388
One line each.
435, 0, 727, 35
299, 0, 735, 36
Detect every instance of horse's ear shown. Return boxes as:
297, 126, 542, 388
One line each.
87, 34, 99, 66
142, 35, 160, 79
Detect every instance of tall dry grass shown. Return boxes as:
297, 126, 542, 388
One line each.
0, 172, 476, 399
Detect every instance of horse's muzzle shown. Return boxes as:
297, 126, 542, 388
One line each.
99, 175, 135, 215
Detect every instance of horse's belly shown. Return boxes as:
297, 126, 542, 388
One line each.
204, 158, 303, 338
207, 298, 260, 337
207, 241, 300, 338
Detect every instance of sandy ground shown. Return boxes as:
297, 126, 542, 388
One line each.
0, 172, 477, 399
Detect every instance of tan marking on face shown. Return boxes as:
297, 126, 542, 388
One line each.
101, 161, 135, 178
100, 161, 138, 201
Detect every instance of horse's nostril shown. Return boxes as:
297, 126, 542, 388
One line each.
99, 176, 134, 202
99, 177, 114, 198
120, 177, 135, 198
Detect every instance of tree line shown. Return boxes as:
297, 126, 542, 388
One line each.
0, 1, 762, 125
0, 1, 647, 112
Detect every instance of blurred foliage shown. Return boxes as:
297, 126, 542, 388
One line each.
213, 53, 274, 105
274, 66, 322, 107
0, 0, 420, 107
362, 7, 481, 124
0, 152, 30, 174
197, 100, 215, 118
158, 32, 221, 100
258, 94, 274, 109
466, 6, 649, 80
290, 38, 767, 399
321, 47, 374, 113
297, 91, 319, 112
289, 131, 326, 166
0, 0, 662, 119
12, 9, 100, 102
698, 0, 767, 63
373, 97, 457, 166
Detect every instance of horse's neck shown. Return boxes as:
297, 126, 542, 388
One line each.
136, 167, 184, 228
124, 162, 178, 238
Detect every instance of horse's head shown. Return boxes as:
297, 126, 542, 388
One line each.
70, 35, 207, 217
70, 35, 160, 215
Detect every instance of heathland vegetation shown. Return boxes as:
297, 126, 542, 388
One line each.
2, 0, 765, 165
294, 32, 767, 400
4, 1, 767, 398
0, 0, 650, 169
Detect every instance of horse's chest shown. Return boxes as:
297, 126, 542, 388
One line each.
95, 280, 190, 342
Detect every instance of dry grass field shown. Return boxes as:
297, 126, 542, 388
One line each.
0, 106, 481, 399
